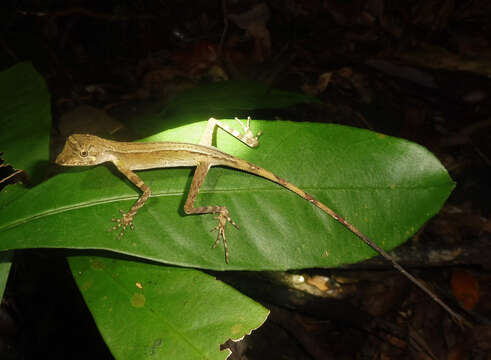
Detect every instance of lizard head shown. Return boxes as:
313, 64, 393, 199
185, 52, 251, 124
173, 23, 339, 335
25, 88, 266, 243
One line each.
56, 134, 112, 166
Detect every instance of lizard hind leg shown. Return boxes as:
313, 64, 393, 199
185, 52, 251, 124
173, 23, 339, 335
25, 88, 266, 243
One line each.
184, 162, 239, 263
200, 117, 261, 148
208, 207, 239, 263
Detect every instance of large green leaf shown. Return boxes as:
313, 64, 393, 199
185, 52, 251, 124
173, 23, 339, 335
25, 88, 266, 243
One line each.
68, 255, 268, 359
0, 120, 454, 270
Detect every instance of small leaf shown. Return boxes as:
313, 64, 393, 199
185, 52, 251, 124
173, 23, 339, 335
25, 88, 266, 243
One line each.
0, 251, 12, 300
451, 269, 479, 311
0, 153, 29, 191
68, 255, 269, 359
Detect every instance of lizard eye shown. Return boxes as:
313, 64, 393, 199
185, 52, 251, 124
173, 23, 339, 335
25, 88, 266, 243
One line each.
80, 150, 88, 157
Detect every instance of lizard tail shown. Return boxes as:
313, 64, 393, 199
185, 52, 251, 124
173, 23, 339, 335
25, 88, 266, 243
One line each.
231, 160, 470, 327
236, 161, 383, 252
233, 160, 390, 255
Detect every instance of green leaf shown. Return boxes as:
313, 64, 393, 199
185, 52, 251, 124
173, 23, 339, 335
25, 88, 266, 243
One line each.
0, 251, 12, 300
68, 255, 269, 359
0, 62, 51, 183
0, 120, 454, 270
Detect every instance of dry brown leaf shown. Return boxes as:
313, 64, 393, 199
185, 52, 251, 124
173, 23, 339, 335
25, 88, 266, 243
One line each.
451, 270, 479, 311
229, 3, 271, 62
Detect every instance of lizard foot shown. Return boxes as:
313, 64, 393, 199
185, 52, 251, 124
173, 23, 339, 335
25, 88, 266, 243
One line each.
210, 209, 239, 263
235, 117, 262, 147
110, 210, 135, 240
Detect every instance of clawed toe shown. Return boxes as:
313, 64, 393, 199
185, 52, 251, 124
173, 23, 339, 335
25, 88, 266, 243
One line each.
234, 117, 261, 147
228, 218, 239, 229
209, 211, 239, 263
109, 211, 134, 239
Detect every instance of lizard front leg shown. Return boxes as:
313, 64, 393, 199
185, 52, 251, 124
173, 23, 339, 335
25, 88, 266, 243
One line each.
111, 165, 151, 239
184, 162, 238, 263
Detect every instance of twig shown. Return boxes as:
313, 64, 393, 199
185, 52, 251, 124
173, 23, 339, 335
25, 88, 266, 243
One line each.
18, 7, 153, 21
217, 0, 229, 61
0, 38, 18, 62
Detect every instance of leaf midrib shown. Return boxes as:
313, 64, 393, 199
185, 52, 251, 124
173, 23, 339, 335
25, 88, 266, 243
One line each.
0, 182, 448, 234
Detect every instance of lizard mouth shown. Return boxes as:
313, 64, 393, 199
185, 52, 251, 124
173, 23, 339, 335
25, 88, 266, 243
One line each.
55, 144, 79, 166
55, 152, 74, 165
55, 151, 68, 165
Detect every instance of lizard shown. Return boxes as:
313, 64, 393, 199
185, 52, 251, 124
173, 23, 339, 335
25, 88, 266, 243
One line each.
56, 117, 469, 326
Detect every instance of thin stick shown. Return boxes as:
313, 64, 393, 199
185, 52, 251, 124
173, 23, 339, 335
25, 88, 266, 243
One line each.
218, 0, 229, 61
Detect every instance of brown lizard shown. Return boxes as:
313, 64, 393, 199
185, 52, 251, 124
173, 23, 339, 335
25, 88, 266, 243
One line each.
56, 117, 469, 326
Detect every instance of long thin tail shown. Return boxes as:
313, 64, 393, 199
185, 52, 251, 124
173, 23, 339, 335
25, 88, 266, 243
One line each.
233, 160, 470, 327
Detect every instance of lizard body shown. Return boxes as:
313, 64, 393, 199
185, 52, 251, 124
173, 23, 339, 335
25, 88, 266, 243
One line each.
56, 117, 469, 326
